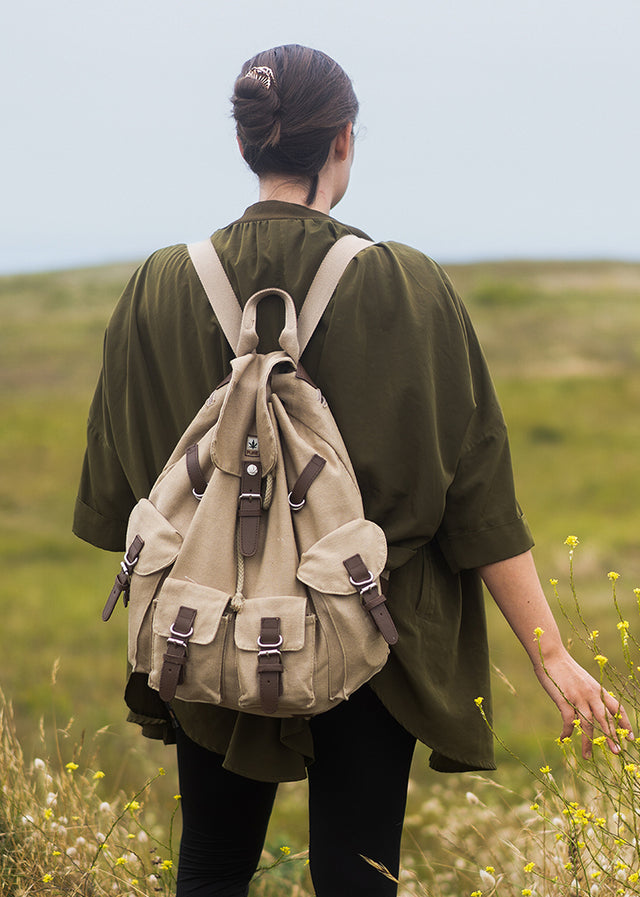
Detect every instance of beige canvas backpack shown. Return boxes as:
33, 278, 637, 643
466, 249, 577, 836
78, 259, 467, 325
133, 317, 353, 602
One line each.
102, 235, 398, 717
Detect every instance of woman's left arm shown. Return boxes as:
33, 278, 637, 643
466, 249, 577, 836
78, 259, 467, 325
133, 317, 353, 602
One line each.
478, 549, 634, 758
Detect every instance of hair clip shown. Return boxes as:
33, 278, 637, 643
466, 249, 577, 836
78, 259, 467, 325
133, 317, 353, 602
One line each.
246, 66, 275, 89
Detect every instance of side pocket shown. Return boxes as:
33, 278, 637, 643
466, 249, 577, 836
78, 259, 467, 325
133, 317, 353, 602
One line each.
296, 519, 390, 701
125, 499, 183, 671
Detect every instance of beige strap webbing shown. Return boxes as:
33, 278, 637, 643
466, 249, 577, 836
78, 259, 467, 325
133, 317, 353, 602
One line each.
187, 239, 243, 352
296, 235, 373, 354
187, 234, 374, 357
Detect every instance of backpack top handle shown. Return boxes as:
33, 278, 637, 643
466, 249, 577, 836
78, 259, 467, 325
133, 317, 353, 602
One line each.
187, 234, 373, 358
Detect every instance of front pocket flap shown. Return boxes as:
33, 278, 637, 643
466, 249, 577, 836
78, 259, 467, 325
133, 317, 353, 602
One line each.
234, 596, 308, 652
297, 519, 387, 595
153, 578, 230, 645
126, 499, 183, 576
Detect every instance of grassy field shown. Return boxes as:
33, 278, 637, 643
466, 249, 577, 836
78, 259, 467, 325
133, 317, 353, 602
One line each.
1, 255, 640, 893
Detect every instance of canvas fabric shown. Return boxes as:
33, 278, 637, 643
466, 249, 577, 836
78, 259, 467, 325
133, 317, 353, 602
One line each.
108, 238, 397, 718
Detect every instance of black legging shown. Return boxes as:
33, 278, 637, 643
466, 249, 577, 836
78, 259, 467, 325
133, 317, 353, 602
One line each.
175, 685, 416, 897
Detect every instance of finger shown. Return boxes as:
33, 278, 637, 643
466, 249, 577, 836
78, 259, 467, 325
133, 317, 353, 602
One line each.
580, 713, 594, 760
592, 698, 625, 754
606, 696, 634, 741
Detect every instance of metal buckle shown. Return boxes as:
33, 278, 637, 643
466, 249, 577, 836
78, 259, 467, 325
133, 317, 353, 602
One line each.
288, 491, 305, 511
239, 492, 262, 502
167, 636, 188, 651
348, 570, 378, 594
192, 488, 205, 501
258, 648, 282, 658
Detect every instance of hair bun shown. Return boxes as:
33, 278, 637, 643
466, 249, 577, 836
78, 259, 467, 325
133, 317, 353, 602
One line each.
232, 71, 281, 149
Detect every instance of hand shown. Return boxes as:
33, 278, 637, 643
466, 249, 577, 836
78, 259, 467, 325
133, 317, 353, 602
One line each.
534, 648, 634, 759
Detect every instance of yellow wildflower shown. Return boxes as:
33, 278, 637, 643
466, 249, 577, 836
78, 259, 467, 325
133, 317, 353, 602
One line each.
564, 535, 579, 548
549, 578, 558, 586
65, 761, 79, 772
131, 881, 139, 887
593, 735, 606, 746
530, 803, 539, 811
474, 696, 484, 706
42, 873, 53, 883
280, 846, 291, 855
524, 861, 535, 872
158, 767, 166, 775
539, 765, 551, 775
470, 892, 482, 897
52, 850, 61, 856
93, 770, 105, 780
115, 857, 127, 866
174, 794, 182, 801
124, 800, 141, 812
617, 620, 629, 631
522, 890, 532, 896
629, 872, 639, 883
160, 859, 173, 871
533, 627, 544, 639
44, 808, 53, 820
608, 571, 620, 581
625, 763, 637, 772
594, 654, 608, 668
616, 727, 630, 739
590, 630, 599, 639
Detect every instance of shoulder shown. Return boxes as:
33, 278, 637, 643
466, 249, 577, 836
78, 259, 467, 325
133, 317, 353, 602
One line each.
340, 238, 468, 330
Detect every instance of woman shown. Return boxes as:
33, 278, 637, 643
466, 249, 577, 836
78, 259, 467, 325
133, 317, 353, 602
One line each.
74, 45, 632, 897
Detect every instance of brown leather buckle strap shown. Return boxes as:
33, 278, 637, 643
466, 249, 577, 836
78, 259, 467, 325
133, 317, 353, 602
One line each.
238, 459, 262, 557
102, 535, 145, 622
343, 554, 399, 646
186, 444, 208, 500
158, 606, 197, 702
288, 454, 326, 511
257, 617, 283, 714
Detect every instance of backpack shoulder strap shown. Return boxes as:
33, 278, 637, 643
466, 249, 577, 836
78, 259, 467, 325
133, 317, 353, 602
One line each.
187, 234, 374, 357
297, 235, 373, 355
187, 239, 243, 352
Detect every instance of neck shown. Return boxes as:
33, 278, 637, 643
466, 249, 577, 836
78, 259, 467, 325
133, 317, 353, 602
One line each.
258, 175, 332, 215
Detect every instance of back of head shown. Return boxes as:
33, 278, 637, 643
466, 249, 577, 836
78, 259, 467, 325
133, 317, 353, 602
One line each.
231, 45, 359, 205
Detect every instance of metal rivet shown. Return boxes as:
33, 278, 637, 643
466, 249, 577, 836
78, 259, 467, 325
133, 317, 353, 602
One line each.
247, 464, 258, 476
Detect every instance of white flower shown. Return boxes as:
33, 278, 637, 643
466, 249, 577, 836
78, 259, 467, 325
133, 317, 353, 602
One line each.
75, 836, 86, 847
99, 802, 111, 813
21, 814, 34, 825
137, 830, 149, 843
96, 832, 106, 843
480, 869, 496, 888
466, 791, 480, 805
46, 792, 57, 807
147, 875, 159, 886
66, 847, 77, 857
33, 758, 46, 771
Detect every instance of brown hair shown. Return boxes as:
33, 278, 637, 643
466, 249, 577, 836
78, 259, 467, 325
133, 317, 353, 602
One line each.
231, 45, 359, 205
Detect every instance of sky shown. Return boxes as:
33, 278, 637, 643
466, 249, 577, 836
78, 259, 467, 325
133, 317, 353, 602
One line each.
1, 0, 639, 274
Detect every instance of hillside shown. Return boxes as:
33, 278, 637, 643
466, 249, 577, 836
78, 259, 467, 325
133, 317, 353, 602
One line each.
1, 256, 639, 769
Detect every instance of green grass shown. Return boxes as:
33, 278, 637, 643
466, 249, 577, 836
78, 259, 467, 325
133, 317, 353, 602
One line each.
1, 256, 640, 881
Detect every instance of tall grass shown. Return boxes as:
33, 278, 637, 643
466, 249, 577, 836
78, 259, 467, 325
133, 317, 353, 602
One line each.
4, 541, 640, 896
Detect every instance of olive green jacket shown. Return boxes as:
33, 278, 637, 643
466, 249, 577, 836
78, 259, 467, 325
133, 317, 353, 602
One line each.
74, 201, 533, 781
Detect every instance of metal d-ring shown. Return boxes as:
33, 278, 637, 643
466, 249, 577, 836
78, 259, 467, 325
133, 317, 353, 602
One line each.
288, 491, 305, 511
